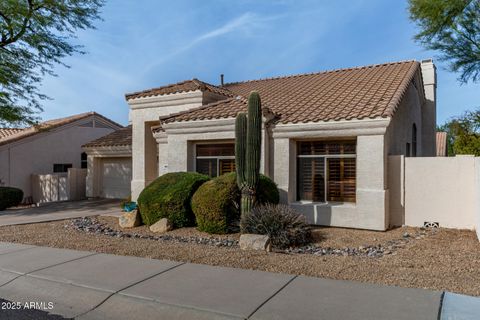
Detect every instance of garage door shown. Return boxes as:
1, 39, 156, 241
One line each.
101, 158, 132, 199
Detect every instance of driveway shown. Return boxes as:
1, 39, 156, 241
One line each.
0, 199, 121, 227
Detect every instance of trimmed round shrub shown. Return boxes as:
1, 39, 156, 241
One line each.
0, 187, 23, 211
192, 172, 279, 234
137, 172, 209, 227
240, 204, 311, 248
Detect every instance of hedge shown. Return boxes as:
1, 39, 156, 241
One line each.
137, 172, 209, 227
0, 187, 23, 211
192, 172, 279, 234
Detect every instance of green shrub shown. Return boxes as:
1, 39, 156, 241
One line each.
192, 172, 279, 234
240, 204, 311, 248
0, 187, 24, 211
137, 172, 209, 227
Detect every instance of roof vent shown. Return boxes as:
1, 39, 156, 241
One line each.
220, 74, 224, 86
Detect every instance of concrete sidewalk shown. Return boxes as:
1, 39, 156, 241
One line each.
0, 199, 121, 227
0, 242, 478, 320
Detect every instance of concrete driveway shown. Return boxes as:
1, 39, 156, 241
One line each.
0, 199, 121, 226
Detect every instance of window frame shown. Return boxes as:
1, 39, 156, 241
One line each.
194, 142, 235, 177
81, 152, 88, 169
53, 163, 73, 173
296, 140, 357, 204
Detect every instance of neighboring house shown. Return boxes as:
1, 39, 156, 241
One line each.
86, 59, 437, 230
82, 126, 132, 199
436, 131, 448, 156
0, 112, 122, 202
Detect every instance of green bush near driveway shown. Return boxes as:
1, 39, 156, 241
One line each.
137, 172, 209, 227
192, 172, 279, 234
0, 187, 24, 211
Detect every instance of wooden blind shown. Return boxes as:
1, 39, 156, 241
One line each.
327, 158, 356, 202
196, 159, 217, 177
298, 141, 356, 155
219, 159, 235, 175
297, 158, 325, 202
196, 144, 234, 157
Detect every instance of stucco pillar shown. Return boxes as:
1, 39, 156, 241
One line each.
356, 135, 388, 230
166, 137, 189, 172
421, 59, 437, 156
156, 135, 168, 176
131, 122, 158, 201
273, 138, 296, 204
86, 155, 101, 198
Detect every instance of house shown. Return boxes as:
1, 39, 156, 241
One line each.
0, 112, 122, 202
85, 59, 437, 231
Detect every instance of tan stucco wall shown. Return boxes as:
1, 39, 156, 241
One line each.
0, 117, 115, 200
404, 156, 477, 229
128, 90, 211, 200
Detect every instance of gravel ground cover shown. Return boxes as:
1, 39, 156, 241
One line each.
0, 217, 479, 296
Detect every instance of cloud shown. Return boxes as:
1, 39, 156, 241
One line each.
141, 12, 281, 75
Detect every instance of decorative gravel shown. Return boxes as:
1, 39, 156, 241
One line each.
71, 217, 437, 258
70, 217, 238, 248
1, 217, 479, 297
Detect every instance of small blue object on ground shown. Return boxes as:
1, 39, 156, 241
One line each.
441, 292, 480, 320
123, 202, 137, 212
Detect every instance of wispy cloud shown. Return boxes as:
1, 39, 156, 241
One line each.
141, 12, 282, 75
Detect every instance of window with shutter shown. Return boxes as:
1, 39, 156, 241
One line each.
297, 140, 356, 203
195, 143, 235, 177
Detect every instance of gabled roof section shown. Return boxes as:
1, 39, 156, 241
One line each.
83, 126, 132, 148
0, 112, 123, 147
125, 78, 234, 100
154, 60, 421, 126
0, 128, 23, 139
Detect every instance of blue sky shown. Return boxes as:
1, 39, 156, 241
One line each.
39, 0, 480, 126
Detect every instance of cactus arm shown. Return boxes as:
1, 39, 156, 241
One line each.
235, 113, 247, 188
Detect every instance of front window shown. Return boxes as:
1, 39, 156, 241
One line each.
196, 143, 235, 177
81, 152, 87, 169
53, 163, 72, 173
297, 140, 356, 203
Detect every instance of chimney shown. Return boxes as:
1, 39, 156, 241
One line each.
420, 58, 437, 156
220, 74, 224, 86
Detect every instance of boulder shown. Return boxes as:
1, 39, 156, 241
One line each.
239, 234, 271, 252
119, 209, 141, 228
149, 218, 173, 233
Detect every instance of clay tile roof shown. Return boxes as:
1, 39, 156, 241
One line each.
0, 128, 23, 139
83, 126, 132, 148
158, 60, 421, 125
0, 112, 122, 147
436, 132, 448, 157
125, 79, 234, 100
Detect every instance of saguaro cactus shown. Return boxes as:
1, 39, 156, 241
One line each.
235, 91, 262, 217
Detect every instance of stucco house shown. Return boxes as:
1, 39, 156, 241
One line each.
0, 112, 122, 202
85, 59, 436, 231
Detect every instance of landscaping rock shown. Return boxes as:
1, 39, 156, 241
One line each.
119, 209, 141, 228
149, 218, 173, 233
239, 234, 271, 252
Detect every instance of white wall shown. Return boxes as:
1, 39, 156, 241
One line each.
0, 117, 115, 200
399, 156, 478, 230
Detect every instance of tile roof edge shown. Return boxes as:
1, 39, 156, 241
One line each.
382, 61, 421, 118
224, 60, 417, 86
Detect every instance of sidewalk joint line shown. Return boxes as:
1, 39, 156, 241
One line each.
73, 261, 187, 318
0, 252, 98, 289
246, 275, 298, 319
437, 291, 445, 320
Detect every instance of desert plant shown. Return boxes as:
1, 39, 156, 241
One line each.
0, 187, 24, 211
192, 172, 280, 234
137, 172, 209, 227
240, 204, 311, 248
236, 91, 262, 218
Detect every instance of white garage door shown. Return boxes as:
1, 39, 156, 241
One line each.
102, 158, 132, 199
